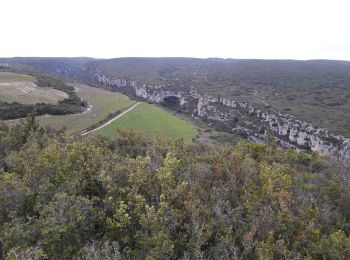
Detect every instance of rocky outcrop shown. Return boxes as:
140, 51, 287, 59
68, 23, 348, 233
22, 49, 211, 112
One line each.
0, 63, 9, 69
97, 75, 128, 87
96, 74, 350, 162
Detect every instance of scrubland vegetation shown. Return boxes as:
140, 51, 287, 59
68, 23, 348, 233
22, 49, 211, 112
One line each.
1, 114, 350, 259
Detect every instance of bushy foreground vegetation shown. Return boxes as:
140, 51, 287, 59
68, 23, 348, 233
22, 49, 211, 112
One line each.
1, 114, 350, 259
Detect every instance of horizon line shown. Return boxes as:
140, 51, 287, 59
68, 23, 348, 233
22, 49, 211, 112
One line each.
1, 56, 350, 62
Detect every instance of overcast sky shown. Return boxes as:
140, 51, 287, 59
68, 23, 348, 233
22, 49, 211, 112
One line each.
1, 0, 349, 60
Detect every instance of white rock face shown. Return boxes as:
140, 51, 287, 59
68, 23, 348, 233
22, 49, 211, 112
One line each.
278, 123, 289, 136
134, 85, 148, 99
97, 75, 127, 87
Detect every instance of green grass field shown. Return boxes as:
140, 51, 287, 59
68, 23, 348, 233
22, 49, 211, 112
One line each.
38, 83, 135, 134
94, 102, 198, 142
0, 72, 68, 104
0, 72, 35, 82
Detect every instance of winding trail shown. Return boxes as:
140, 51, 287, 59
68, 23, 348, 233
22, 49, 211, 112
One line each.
82, 102, 141, 136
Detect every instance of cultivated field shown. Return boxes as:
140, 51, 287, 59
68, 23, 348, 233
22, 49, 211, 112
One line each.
0, 72, 68, 104
93, 102, 198, 142
38, 83, 135, 134
0, 72, 35, 83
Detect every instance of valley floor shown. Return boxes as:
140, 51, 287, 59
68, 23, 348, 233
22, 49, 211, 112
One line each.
92, 102, 198, 142
82, 102, 141, 136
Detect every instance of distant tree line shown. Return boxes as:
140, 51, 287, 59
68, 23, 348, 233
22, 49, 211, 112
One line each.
0, 75, 87, 120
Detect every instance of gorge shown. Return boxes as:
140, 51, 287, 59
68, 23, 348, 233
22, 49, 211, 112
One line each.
97, 73, 350, 162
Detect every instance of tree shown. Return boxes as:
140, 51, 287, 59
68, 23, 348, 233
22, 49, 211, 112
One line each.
39, 193, 103, 258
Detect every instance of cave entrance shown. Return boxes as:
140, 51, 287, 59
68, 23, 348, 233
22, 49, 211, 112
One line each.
162, 96, 181, 110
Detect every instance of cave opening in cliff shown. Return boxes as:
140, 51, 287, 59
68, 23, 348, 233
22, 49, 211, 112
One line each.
162, 96, 181, 110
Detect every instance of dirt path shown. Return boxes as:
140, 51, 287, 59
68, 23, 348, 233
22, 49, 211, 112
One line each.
81, 102, 141, 136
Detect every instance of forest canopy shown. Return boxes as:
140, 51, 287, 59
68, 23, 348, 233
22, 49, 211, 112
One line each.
0, 114, 350, 259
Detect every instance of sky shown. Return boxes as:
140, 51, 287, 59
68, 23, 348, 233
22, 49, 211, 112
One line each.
1, 0, 350, 60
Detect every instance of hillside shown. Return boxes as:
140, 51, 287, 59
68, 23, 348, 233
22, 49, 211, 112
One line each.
37, 83, 135, 135
0, 72, 68, 104
0, 72, 87, 120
